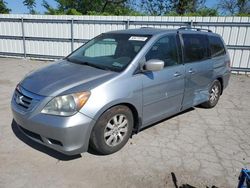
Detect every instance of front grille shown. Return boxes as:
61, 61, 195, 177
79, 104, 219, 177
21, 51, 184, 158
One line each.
14, 89, 33, 109
13, 86, 44, 111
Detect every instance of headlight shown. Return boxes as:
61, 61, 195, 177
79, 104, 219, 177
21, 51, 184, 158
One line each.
41, 92, 90, 116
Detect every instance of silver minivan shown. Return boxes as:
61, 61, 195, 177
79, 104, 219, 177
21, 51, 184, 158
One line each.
11, 27, 231, 155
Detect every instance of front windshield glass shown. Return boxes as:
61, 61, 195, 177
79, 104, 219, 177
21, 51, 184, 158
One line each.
66, 33, 151, 72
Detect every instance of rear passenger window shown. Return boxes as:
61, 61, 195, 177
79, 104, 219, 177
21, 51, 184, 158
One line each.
182, 34, 209, 63
208, 36, 226, 57
145, 35, 179, 67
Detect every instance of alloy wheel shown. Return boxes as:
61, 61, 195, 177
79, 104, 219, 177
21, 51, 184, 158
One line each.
104, 114, 128, 147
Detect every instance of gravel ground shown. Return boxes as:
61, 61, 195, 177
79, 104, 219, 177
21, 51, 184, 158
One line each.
0, 57, 250, 188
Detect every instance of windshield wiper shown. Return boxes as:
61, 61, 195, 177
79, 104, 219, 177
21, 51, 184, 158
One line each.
75, 61, 112, 71
66, 57, 115, 72
82, 62, 106, 70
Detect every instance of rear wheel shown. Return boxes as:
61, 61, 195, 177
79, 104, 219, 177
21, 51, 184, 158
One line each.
89, 105, 133, 155
201, 80, 221, 108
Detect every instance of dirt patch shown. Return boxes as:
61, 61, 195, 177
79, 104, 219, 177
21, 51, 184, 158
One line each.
0, 79, 13, 86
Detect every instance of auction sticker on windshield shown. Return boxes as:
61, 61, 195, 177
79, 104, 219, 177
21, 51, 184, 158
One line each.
129, 36, 148, 41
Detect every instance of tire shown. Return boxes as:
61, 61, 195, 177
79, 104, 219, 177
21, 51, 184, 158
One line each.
89, 105, 134, 155
201, 80, 222, 108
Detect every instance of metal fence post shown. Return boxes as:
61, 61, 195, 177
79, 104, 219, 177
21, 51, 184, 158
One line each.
71, 18, 74, 52
21, 17, 26, 58
187, 20, 193, 28
126, 19, 130, 29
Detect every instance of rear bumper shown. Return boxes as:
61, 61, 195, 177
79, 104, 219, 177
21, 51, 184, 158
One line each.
222, 71, 231, 90
11, 98, 96, 155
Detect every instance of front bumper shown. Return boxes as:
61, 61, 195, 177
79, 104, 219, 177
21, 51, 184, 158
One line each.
11, 94, 96, 155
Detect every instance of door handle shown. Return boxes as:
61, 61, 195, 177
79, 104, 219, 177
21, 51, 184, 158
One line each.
188, 69, 195, 74
174, 72, 182, 77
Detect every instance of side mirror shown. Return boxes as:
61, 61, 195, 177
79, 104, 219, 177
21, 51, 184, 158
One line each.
144, 59, 164, 72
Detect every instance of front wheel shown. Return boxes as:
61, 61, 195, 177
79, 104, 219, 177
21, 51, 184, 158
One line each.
89, 105, 134, 155
201, 80, 222, 108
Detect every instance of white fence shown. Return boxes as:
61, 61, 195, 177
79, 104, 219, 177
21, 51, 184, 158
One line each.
0, 14, 249, 72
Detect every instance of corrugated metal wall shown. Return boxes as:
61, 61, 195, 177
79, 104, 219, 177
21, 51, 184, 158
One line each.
0, 14, 249, 72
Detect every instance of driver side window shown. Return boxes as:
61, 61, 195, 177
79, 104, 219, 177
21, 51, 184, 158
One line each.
145, 35, 179, 67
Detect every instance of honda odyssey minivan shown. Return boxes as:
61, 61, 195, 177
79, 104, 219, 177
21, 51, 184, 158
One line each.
11, 27, 231, 155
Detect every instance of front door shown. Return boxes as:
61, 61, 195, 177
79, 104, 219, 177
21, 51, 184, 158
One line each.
141, 34, 185, 126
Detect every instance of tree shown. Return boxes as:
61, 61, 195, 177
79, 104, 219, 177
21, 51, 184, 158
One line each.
218, 0, 238, 14
43, 0, 134, 15
138, 0, 171, 15
170, 0, 206, 15
42, 0, 60, 15
196, 8, 218, 16
23, 0, 36, 14
218, 0, 250, 15
236, 0, 250, 15
136, 0, 208, 15
0, 0, 10, 13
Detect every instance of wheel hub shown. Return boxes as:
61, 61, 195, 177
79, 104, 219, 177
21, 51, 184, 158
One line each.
104, 114, 128, 147
210, 84, 219, 103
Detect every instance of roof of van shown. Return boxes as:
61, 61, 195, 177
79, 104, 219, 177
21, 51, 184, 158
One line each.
107, 28, 174, 35
107, 27, 220, 37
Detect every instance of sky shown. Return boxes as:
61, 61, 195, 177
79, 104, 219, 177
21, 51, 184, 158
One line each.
5, 0, 57, 14
5, 0, 218, 14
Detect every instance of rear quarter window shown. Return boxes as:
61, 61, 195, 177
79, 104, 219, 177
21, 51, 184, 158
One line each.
182, 34, 209, 63
208, 35, 226, 57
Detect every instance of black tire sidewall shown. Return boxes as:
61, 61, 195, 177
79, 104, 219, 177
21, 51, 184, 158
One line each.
90, 105, 134, 155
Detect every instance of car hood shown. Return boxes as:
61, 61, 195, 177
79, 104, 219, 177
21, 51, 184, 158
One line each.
20, 60, 117, 96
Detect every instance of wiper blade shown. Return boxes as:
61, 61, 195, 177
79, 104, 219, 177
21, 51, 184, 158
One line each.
81, 62, 107, 70
66, 58, 113, 71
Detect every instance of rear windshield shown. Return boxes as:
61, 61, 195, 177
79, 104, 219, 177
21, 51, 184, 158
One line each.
208, 35, 226, 57
66, 33, 151, 72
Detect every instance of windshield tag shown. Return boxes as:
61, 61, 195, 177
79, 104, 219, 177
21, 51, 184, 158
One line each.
129, 36, 148, 41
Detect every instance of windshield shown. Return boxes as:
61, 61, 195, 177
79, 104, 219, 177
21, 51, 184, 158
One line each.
66, 33, 151, 72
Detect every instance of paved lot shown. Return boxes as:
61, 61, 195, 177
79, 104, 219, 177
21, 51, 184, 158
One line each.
0, 57, 250, 188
